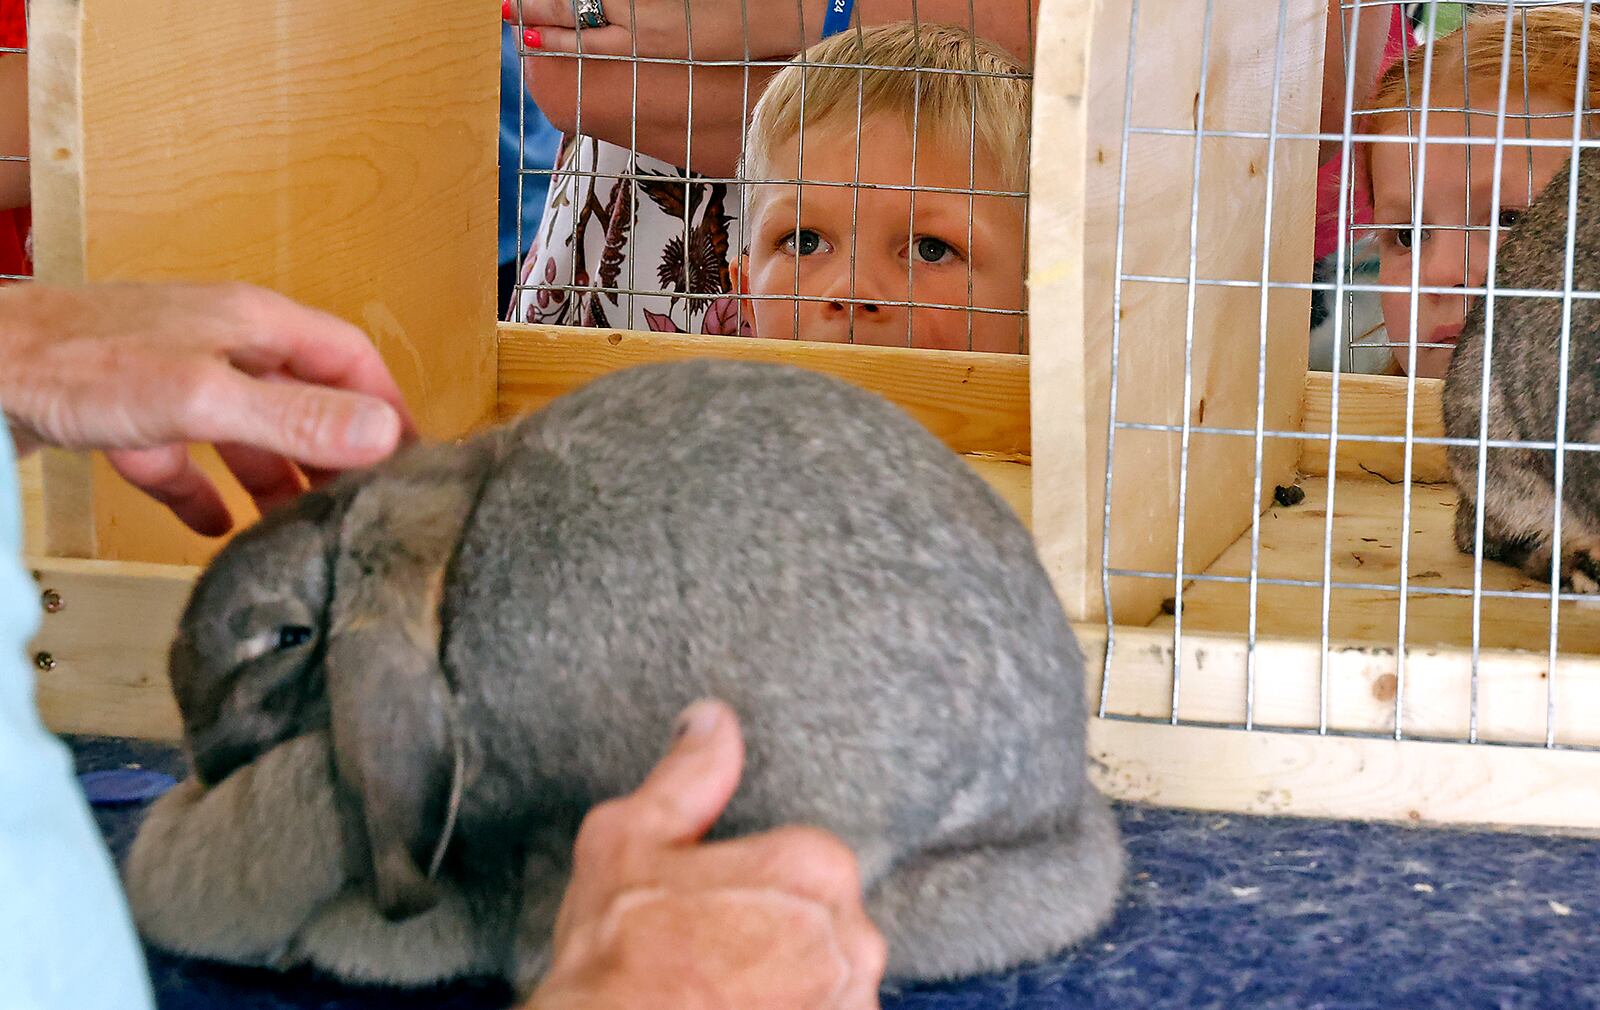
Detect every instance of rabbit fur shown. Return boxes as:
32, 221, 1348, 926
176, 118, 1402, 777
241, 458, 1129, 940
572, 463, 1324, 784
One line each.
1445, 149, 1600, 588
126, 358, 1125, 992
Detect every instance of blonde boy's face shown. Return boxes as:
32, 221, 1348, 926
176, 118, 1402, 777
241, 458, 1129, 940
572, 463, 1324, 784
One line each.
740, 122, 1027, 352
1370, 92, 1582, 378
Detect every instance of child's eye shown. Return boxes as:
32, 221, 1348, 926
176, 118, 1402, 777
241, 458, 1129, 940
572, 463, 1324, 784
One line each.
779, 230, 831, 256
912, 236, 960, 265
1497, 208, 1525, 230
1393, 226, 1426, 250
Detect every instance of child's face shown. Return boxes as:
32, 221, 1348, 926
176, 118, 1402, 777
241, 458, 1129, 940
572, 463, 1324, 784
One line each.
740, 122, 1027, 352
1370, 92, 1582, 378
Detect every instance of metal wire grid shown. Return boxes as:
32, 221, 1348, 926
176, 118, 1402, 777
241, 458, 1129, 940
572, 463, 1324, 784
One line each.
505, 3, 1033, 349
1097, 0, 1600, 751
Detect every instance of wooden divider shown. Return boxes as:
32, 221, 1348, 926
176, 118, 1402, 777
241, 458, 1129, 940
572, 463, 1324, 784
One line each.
1029, 0, 1324, 627
1299, 372, 1448, 484
27, 0, 502, 566
497, 325, 1032, 459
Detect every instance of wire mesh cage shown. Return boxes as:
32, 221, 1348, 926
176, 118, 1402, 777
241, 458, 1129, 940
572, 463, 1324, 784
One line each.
1034, 0, 1600, 769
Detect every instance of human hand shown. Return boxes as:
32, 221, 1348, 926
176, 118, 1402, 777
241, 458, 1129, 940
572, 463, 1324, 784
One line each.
0, 282, 415, 536
509, 0, 810, 62
525, 699, 886, 1010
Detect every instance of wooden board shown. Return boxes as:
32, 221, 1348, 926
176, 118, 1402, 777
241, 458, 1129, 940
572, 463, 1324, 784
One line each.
1154, 474, 1600, 660
1300, 372, 1448, 484
27, 0, 501, 566
28, 556, 193, 741
1087, 717, 1600, 833
497, 325, 1031, 459
1030, 0, 1325, 628
1090, 618, 1600, 750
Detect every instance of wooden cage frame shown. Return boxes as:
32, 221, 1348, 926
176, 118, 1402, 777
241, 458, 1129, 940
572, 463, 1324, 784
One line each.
22, 0, 1600, 833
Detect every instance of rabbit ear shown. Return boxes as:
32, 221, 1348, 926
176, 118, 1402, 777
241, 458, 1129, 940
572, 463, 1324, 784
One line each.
324, 446, 492, 920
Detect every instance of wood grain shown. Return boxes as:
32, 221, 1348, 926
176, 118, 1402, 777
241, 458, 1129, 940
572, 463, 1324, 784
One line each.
1087, 716, 1600, 832
497, 324, 1032, 458
29, 556, 194, 741
28, 0, 501, 566
1030, 0, 1325, 627
1299, 372, 1448, 484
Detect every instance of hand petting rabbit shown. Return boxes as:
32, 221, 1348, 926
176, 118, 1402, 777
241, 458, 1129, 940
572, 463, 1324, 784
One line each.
125, 359, 1124, 993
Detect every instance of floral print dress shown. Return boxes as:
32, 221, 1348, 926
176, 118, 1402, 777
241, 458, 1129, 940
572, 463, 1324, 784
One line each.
512, 136, 755, 337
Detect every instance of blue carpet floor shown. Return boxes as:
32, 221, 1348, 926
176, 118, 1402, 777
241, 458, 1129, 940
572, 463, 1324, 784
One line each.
73, 736, 1600, 1010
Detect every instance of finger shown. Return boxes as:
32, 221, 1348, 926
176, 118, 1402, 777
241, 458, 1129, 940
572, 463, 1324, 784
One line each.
215, 442, 306, 517
517, 0, 576, 27
184, 368, 405, 472
619, 699, 746, 846
526, 25, 636, 55
104, 446, 233, 537
681, 824, 868, 911
835, 904, 889, 1007
217, 285, 418, 439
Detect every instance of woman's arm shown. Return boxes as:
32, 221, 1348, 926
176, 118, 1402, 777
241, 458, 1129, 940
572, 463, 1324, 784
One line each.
519, 0, 1040, 177
517, 0, 1040, 64
524, 58, 777, 177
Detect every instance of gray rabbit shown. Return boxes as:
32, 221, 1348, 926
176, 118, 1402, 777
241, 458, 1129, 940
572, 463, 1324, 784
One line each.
125, 358, 1124, 993
1445, 148, 1600, 589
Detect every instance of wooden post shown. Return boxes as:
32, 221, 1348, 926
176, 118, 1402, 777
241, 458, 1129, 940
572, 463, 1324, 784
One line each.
1030, 0, 1324, 626
27, 0, 501, 565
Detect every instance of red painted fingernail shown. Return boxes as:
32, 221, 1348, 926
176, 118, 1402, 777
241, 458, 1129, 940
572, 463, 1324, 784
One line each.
501, 0, 512, 20
524, 27, 542, 48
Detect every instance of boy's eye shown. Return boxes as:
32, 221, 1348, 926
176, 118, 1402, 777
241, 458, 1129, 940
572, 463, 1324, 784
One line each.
779, 230, 830, 256
1497, 208, 1525, 230
913, 236, 958, 264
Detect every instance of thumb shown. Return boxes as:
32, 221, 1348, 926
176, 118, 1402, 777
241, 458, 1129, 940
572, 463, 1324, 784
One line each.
626, 699, 746, 846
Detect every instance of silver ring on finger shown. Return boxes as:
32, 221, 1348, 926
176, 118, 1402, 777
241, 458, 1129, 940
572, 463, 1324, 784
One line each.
575, 0, 609, 29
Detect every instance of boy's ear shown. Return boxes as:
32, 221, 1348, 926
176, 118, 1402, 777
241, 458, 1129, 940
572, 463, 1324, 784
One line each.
731, 254, 751, 295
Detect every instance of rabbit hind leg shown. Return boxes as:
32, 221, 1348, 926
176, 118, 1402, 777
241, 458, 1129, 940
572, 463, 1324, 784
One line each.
866, 792, 1125, 983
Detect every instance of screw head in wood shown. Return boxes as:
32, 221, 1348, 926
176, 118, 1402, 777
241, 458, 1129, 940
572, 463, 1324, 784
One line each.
34, 652, 55, 672
40, 589, 63, 613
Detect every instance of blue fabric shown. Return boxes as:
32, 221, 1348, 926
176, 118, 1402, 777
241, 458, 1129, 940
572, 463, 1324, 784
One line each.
0, 440, 155, 1009
74, 734, 1600, 1010
500, 24, 563, 268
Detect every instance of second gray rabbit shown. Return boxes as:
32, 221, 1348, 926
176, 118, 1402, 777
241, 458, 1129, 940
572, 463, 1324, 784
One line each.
1445, 148, 1600, 589
127, 358, 1124, 993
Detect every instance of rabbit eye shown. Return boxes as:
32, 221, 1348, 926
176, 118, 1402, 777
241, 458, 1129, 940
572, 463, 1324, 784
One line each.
276, 625, 315, 650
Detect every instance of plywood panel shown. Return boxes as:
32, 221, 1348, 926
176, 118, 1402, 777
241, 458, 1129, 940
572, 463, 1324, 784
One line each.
1030, 0, 1325, 626
28, 0, 501, 565
498, 325, 1031, 459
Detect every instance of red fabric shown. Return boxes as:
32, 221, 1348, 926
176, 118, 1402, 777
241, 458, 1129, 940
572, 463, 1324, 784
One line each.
1313, 4, 1414, 261
0, 0, 25, 51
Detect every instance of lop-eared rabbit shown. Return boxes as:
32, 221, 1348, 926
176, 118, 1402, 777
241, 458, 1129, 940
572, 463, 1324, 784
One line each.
125, 359, 1124, 994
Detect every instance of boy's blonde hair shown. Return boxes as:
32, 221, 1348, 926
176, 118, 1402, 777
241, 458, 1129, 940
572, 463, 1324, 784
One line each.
1368, 6, 1600, 122
742, 21, 1031, 192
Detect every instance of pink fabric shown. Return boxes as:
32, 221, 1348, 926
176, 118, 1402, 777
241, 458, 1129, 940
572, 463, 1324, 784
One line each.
1312, 4, 1414, 261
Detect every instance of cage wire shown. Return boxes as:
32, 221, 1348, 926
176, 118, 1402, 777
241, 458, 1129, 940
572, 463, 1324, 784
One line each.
507, 2, 1033, 351
1097, 0, 1600, 752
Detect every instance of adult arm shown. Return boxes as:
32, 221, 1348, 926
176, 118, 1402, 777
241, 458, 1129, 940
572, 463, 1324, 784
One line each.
515, 0, 1040, 178
0, 281, 415, 535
